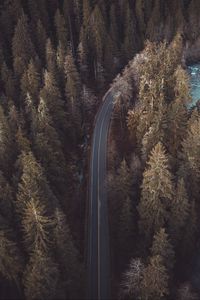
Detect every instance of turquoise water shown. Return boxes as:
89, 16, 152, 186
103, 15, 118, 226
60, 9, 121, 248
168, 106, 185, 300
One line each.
188, 64, 200, 107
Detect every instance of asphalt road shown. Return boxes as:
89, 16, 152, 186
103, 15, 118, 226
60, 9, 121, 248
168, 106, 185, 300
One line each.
88, 90, 114, 300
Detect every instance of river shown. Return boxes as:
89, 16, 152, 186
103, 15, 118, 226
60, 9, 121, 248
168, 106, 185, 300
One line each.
187, 63, 200, 107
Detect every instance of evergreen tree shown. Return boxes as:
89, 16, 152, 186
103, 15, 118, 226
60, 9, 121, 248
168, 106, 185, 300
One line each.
188, 0, 200, 41
174, 66, 191, 104
118, 196, 135, 259
12, 12, 35, 76
54, 208, 84, 298
121, 258, 144, 299
45, 38, 59, 80
82, 0, 91, 27
65, 50, 82, 130
123, 3, 138, 61
90, 5, 106, 83
0, 230, 23, 285
135, 0, 146, 37
23, 249, 59, 300
20, 59, 41, 104
36, 20, 47, 62
40, 70, 67, 135
169, 178, 190, 243
167, 98, 187, 160
0, 105, 14, 176
21, 198, 54, 252
33, 96, 68, 196
151, 228, 175, 272
182, 118, 200, 198
141, 102, 167, 161
81, 85, 97, 121
141, 255, 169, 300
16, 151, 57, 213
115, 159, 132, 199
0, 172, 14, 221
1, 62, 17, 101
78, 27, 90, 80
54, 9, 68, 49
138, 142, 174, 240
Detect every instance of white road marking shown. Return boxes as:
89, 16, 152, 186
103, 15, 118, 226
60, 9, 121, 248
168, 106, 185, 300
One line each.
97, 101, 112, 300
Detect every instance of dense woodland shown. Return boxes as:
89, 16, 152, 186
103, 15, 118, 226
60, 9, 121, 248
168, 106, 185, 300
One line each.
0, 0, 200, 299
109, 35, 200, 299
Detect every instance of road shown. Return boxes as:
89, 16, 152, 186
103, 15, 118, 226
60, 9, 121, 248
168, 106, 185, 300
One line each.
88, 90, 114, 300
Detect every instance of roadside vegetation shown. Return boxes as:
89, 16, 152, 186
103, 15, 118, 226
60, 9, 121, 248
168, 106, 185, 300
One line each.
108, 35, 200, 299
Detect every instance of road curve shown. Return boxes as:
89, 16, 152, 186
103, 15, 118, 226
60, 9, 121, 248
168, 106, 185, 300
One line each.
88, 91, 114, 300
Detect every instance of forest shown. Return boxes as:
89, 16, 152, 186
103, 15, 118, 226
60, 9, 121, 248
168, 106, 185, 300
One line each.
0, 0, 200, 299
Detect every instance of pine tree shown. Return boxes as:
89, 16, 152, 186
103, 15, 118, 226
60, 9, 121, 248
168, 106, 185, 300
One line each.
12, 12, 35, 76
109, 4, 119, 45
6, 0, 24, 25
21, 198, 54, 252
8, 103, 19, 137
188, 0, 200, 41
135, 0, 146, 37
20, 59, 41, 104
127, 108, 140, 145
33, 96, 68, 196
56, 42, 66, 85
54, 9, 68, 49
167, 98, 187, 159
54, 208, 84, 298
40, 70, 67, 135
65, 50, 82, 129
121, 258, 144, 298
115, 159, 132, 199
62, 0, 76, 54
146, 0, 164, 41
15, 128, 31, 156
123, 2, 138, 61
81, 85, 97, 121
35, 20, 47, 62
141, 102, 167, 161
1, 62, 17, 101
16, 151, 57, 213
23, 249, 59, 300
0, 230, 23, 285
138, 142, 174, 240
0, 172, 14, 221
151, 228, 175, 272
174, 66, 191, 104
169, 178, 190, 243
45, 38, 59, 80
182, 118, 200, 198
0, 105, 14, 176
141, 255, 169, 300
118, 196, 135, 259
169, 33, 183, 69
90, 5, 106, 82
82, 0, 91, 27
78, 27, 90, 80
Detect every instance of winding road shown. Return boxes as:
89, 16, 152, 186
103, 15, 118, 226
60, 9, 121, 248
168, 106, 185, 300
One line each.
88, 90, 114, 300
